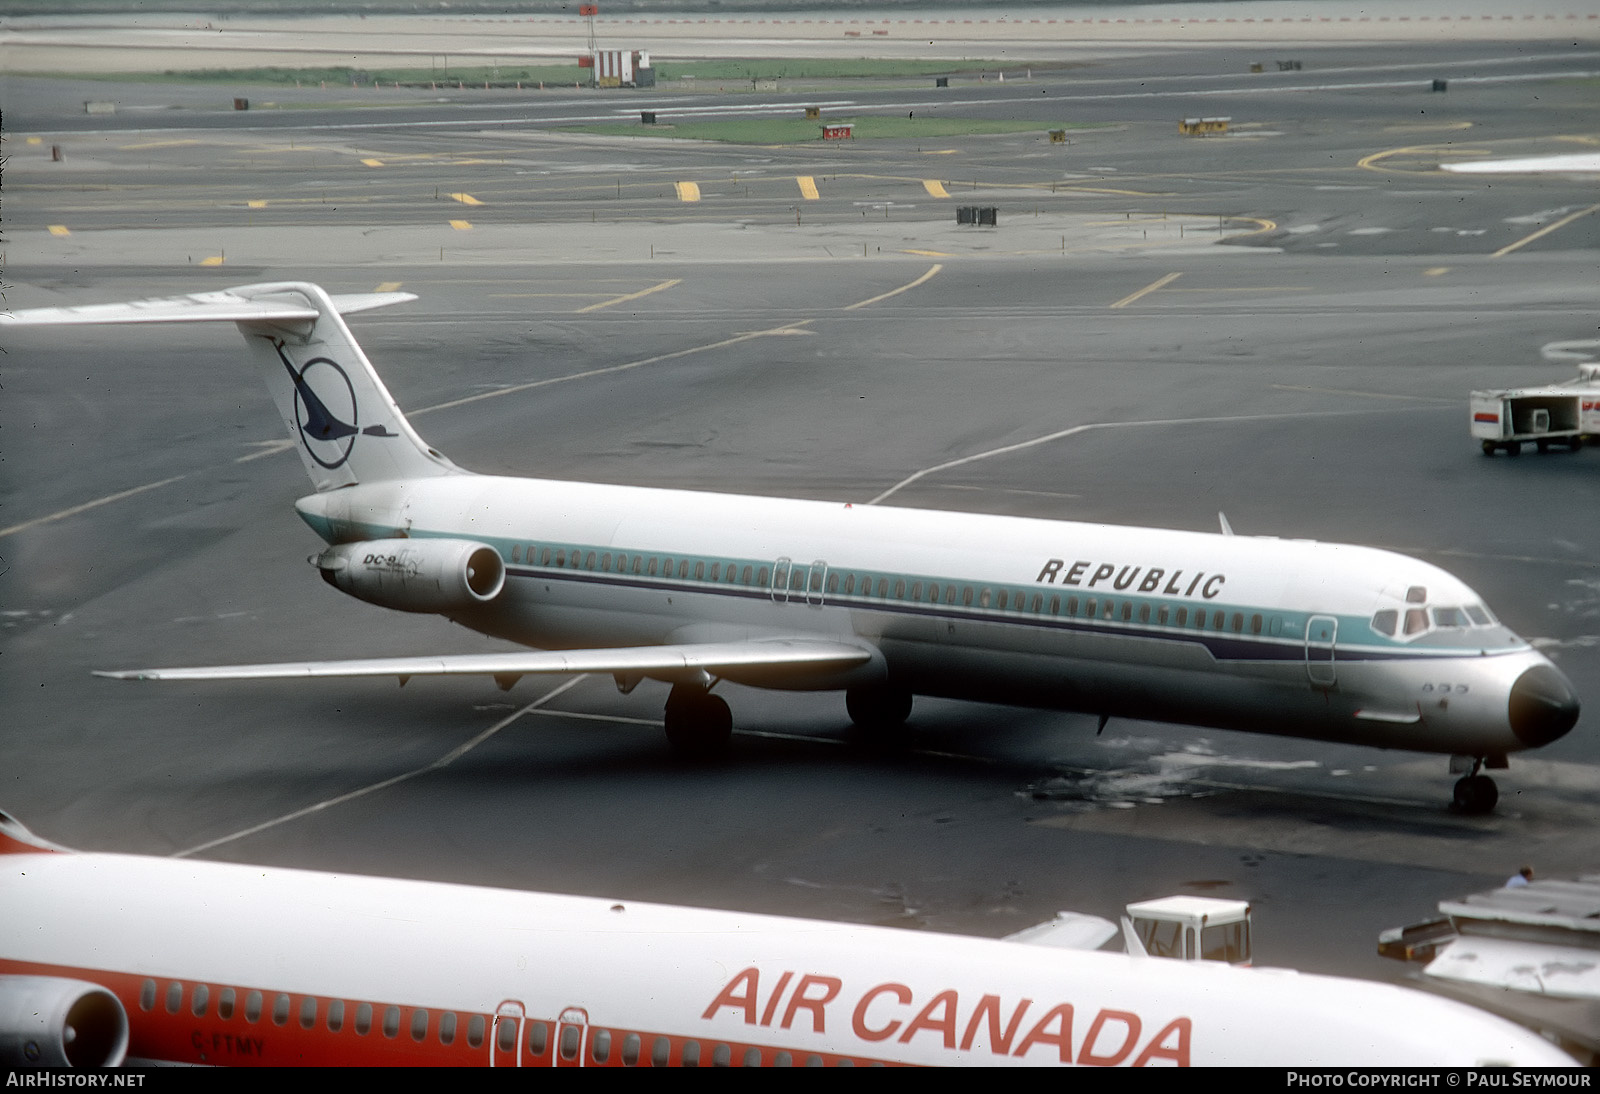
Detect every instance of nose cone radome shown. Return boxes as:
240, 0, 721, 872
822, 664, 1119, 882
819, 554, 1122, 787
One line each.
1509, 664, 1580, 747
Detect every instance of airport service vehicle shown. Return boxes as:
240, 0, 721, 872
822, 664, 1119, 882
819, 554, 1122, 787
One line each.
1007, 897, 1252, 967
0, 283, 1580, 813
1379, 873, 1600, 1063
1471, 364, 1600, 455
0, 812, 1576, 1068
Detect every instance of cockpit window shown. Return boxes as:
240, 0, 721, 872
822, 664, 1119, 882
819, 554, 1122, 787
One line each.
1466, 604, 1495, 626
1403, 608, 1429, 636
1372, 610, 1398, 637
1432, 607, 1467, 628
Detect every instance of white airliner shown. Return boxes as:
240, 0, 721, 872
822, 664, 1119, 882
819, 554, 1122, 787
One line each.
0, 282, 1580, 812
0, 812, 1578, 1068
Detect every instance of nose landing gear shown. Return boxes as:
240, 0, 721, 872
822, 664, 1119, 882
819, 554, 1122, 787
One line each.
1451, 757, 1500, 815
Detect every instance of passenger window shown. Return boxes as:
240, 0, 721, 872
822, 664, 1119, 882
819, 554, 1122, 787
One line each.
928, 583, 939, 602
218, 988, 235, 1021
191, 985, 209, 1018
165, 982, 182, 1015
963, 587, 974, 607
1194, 610, 1205, 630
1050, 595, 1060, 615
559, 1025, 580, 1061
299, 996, 316, 1030
601, 552, 611, 571
1068, 597, 1078, 616
1212, 611, 1225, 630
743, 1047, 763, 1066
757, 567, 769, 585
498, 1017, 517, 1053
680, 560, 691, 579
1176, 607, 1187, 626
652, 1037, 671, 1067
555, 550, 565, 567
647, 558, 659, 576
743, 566, 754, 584
272, 995, 290, 1027
439, 1012, 455, 1045
354, 1002, 372, 1035
695, 561, 705, 580
586, 552, 596, 569
713, 1044, 733, 1067
894, 580, 906, 599
591, 1029, 612, 1064
541, 548, 552, 566
979, 588, 992, 608
682, 1041, 701, 1067
246, 991, 263, 1024
1251, 614, 1263, 634
140, 980, 156, 1012
909, 582, 920, 601
1086, 598, 1097, 618
1139, 604, 1150, 623
468, 1015, 486, 1049
1157, 605, 1168, 625
1121, 602, 1132, 621
526, 1021, 548, 1056
1104, 600, 1115, 619
997, 590, 1008, 610
827, 572, 838, 593
1404, 608, 1429, 636
511, 545, 521, 563
876, 579, 888, 598
411, 1009, 429, 1042
327, 1001, 343, 1034
1231, 613, 1243, 633
1372, 610, 1397, 636
622, 1033, 642, 1066
776, 1051, 794, 1067
382, 1005, 400, 1038
1032, 594, 1043, 613
844, 574, 856, 595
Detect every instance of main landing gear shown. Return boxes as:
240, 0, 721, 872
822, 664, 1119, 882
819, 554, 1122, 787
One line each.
846, 685, 914, 748
1452, 757, 1501, 815
663, 684, 732, 760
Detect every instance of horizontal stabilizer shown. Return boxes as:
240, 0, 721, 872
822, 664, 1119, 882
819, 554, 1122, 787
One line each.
95, 638, 873, 683
0, 289, 416, 327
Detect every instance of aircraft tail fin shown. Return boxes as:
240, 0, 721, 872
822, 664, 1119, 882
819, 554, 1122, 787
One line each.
1, 282, 460, 491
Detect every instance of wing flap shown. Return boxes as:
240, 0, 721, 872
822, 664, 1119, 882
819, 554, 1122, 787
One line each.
95, 638, 872, 682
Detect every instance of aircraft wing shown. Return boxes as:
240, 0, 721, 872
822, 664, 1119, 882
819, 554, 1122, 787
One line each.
0, 288, 415, 326
94, 638, 872, 683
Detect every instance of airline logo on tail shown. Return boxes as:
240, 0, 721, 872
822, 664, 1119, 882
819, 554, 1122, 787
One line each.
270, 339, 397, 470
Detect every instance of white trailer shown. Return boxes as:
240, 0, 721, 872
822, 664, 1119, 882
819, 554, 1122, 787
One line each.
1471, 363, 1600, 456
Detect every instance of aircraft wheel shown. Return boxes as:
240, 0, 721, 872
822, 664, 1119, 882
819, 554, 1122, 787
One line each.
847, 685, 913, 730
1452, 774, 1499, 815
664, 690, 733, 760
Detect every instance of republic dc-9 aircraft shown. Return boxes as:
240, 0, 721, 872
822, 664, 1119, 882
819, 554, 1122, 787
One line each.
0, 812, 1579, 1067
1, 283, 1580, 812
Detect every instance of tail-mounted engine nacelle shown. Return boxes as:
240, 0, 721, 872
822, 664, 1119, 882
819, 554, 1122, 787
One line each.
0, 976, 129, 1067
315, 538, 506, 614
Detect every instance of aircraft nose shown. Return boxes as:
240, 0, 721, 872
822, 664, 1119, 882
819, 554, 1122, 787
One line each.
1508, 664, 1580, 747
